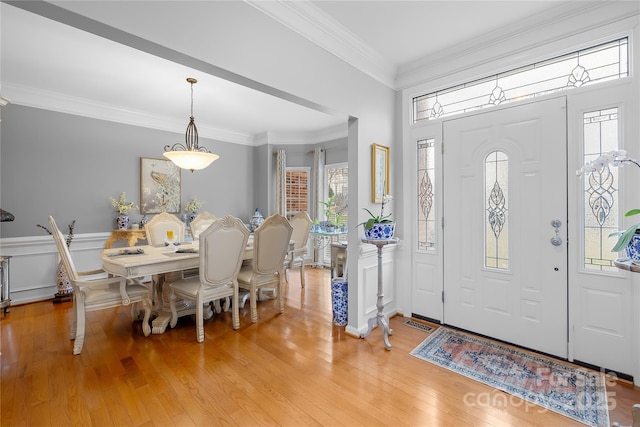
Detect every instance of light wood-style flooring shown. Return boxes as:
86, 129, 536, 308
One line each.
1, 268, 638, 426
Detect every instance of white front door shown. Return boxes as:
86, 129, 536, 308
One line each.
443, 97, 568, 358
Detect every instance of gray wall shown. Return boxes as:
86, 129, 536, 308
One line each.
0, 104, 255, 238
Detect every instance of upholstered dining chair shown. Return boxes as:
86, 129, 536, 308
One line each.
237, 213, 293, 323
168, 215, 249, 341
285, 211, 312, 288
189, 211, 217, 240
49, 216, 151, 355
144, 212, 185, 246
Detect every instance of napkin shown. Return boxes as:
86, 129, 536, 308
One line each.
176, 248, 198, 253
107, 248, 145, 257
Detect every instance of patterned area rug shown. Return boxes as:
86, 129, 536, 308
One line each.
410, 327, 610, 427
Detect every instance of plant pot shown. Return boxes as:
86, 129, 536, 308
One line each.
116, 214, 129, 230
626, 233, 640, 264
364, 222, 395, 240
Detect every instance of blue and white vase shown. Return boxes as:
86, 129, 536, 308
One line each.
249, 208, 264, 232
116, 213, 130, 230
364, 222, 395, 240
331, 279, 348, 326
626, 233, 640, 264
187, 211, 197, 223
56, 261, 73, 295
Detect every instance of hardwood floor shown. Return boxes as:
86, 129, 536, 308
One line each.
2, 268, 638, 426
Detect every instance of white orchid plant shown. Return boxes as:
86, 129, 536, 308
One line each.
185, 196, 205, 213
360, 194, 393, 231
109, 192, 138, 214
577, 149, 640, 252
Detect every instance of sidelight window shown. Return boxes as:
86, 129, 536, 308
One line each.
582, 108, 620, 271
417, 139, 436, 251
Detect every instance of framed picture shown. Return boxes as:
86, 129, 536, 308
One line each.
140, 157, 181, 214
371, 143, 390, 202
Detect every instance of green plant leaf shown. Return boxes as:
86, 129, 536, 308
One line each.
624, 209, 640, 217
610, 222, 640, 252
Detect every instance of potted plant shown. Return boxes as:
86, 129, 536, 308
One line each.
360, 194, 395, 239
37, 220, 75, 300
109, 192, 138, 230
320, 196, 336, 232
185, 196, 205, 223
578, 150, 640, 261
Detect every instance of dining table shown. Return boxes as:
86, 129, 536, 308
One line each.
101, 238, 254, 334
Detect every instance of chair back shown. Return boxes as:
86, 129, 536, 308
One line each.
190, 211, 217, 240
199, 215, 249, 286
289, 211, 312, 251
144, 212, 185, 246
253, 214, 293, 275
48, 216, 79, 282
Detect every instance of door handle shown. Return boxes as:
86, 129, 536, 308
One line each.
550, 220, 562, 246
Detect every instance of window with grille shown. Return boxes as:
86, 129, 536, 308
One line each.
324, 164, 349, 228
413, 38, 628, 123
319, 163, 348, 266
285, 168, 310, 219
417, 139, 436, 251
582, 108, 620, 272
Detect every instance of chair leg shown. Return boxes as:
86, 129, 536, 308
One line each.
141, 298, 152, 337
169, 289, 179, 328
70, 293, 78, 340
250, 287, 258, 323
196, 295, 204, 343
278, 272, 285, 314
73, 293, 86, 355
299, 259, 305, 288
232, 283, 240, 330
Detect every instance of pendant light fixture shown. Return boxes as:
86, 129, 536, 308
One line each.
164, 77, 219, 172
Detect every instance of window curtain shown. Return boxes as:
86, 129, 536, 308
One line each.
313, 148, 325, 221
275, 150, 286, 216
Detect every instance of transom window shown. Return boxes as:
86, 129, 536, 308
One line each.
413, 38, 628, 123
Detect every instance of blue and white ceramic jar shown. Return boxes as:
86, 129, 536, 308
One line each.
116, 213, 130, 230
626, 233, 640, 264
364, 222, 395, 240
249, 208, 264, 232
331, 279, 348, 326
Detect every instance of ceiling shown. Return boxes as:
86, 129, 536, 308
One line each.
1, 0, 571, 145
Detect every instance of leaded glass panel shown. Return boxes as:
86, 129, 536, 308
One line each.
485, 151, 509, 270
583, 108, 620, 272
417, 139, 435, 251
414, 38, 628, 123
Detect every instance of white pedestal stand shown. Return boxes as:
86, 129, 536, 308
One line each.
360, 238, 399, 350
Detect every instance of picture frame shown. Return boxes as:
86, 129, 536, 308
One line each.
371, 143, 390, 202
140, 157, 182, 214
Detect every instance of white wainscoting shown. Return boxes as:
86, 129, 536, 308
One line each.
0, 233, 111, 305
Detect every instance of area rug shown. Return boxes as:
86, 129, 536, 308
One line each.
410, 327, 610, 427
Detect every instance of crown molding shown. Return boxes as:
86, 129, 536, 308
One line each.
396, 1, 638, 90
4, 82, 345, 147
245, 0, 396, 89
3, 82, 256, 145
260, 122, 348, 145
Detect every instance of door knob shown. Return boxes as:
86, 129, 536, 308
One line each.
550, 220, 562, 246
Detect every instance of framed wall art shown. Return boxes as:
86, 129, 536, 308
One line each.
140, 157, 181, 214
371, 143, 390, 203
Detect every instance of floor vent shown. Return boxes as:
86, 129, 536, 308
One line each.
403, 320, 434, 332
